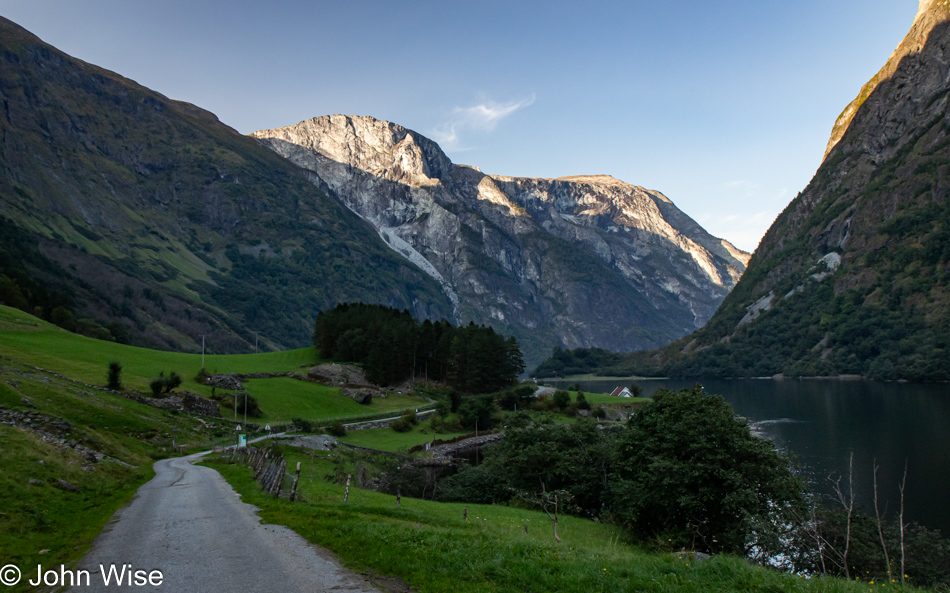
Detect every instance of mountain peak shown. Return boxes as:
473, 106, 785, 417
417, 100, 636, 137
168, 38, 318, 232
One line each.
824, 0, 950, 159
253, 114, 749, 365
554, 174, 629, 186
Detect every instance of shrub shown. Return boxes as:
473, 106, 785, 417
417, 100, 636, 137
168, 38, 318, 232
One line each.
149, 377, 165, 397
591, 406, 607, 419
552, 389, 571, 409
576, 391, 591, 410
326, 421, 346, 437
107, 360, 122, 390
236, 393, 261, 417
194, 367, 210, 384
164, 371, 182, 393
391, 417, 412, 432
292, 418, 316, 432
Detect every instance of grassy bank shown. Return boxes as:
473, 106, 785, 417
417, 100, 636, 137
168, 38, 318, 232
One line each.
0, 358, 223, 593
207, 450, 906, 593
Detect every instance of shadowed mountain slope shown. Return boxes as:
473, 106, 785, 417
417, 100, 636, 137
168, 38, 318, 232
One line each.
0, 17, 453, 353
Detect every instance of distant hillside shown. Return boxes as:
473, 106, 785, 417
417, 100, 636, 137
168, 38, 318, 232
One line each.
253, 115, 748, 367
0, 17, 453, 353
535, 1, 950, 381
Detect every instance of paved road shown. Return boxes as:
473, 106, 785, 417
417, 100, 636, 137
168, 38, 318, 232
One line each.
69, 451, 380, 592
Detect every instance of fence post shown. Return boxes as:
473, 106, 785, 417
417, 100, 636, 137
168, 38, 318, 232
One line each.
273, 460, 286, 498
344, 473, 351, 503
290, 462, 302, 502
396, 485, 401, 508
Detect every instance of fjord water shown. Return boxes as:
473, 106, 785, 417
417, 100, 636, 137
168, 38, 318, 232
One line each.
553, 378, 950, 535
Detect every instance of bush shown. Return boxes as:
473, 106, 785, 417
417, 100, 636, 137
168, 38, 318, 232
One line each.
236, 393, 261, 417
107, 360, 122, 390
164, 371, 182, 393
149, 377, 165, 397
591, 406, 607, 419
292, 418, 316, 432
576, 391, 591, 410
552, 389, 571, 409
326, 421, 346, 437
391, 417, 412, 432
194, 367, 210, 384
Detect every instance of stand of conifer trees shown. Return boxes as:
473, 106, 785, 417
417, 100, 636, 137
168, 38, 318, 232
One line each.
313, 303, 524, 392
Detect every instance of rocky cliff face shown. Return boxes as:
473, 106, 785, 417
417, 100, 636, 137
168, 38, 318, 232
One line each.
611, 0, 950, 380
252, 116, 749, 366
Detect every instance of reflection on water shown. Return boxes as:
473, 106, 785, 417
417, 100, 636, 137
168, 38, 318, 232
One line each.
547, 377, 950, 535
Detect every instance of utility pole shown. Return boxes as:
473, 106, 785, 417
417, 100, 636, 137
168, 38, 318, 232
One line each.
233, 389, 237, 421
243, 388, 248, 425
201, 335, 205, 370
255, 332, 259, 354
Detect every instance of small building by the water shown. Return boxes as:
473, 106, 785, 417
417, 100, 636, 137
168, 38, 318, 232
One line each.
609, 386, 633, 398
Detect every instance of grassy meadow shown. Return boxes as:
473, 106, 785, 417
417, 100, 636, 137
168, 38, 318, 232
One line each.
207, 449, 906, 593
336, 414, 470, 452
0, 305, 430, 425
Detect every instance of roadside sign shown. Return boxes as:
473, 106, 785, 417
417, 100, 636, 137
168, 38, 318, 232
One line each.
265, 424, 271, 432
238, 434, 247, 447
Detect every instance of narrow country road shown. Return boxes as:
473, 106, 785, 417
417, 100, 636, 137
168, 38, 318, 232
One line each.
68, 450, 380, 592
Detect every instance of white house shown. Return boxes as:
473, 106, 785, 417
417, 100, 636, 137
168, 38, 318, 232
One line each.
609, 386, 633, 398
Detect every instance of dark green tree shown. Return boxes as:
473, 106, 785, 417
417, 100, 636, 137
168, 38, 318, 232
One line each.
611, 386, 804, 554
107, 360, 122, 390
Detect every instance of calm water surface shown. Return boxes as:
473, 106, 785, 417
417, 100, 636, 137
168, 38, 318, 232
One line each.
548, 378, 950, 535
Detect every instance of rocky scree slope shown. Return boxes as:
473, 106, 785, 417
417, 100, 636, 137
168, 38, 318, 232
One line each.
0, 17, 453, 353
252, 116, 749, 367
608, 0, 950, 380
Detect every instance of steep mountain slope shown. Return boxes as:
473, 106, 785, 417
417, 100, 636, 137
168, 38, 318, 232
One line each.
0, 17, 453, 353
252, 116, 749, 366
575, 0, 950, 380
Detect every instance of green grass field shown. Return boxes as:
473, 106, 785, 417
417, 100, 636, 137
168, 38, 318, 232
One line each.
336, 415, 469, 452
240, 377, 430, 424
0, 306, 427, 424
207, 450, 905, 593
0, 306, 317, 390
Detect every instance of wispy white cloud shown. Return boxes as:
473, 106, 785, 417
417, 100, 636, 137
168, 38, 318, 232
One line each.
431, 95, 536, 150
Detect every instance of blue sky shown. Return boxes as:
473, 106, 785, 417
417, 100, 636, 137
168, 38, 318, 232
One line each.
1, 0, 917, 251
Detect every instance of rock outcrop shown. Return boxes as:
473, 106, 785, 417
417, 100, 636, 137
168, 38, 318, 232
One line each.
252, 116, 749, 366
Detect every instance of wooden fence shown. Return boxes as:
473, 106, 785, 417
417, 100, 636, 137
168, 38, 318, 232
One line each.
224, 446, 302, 501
